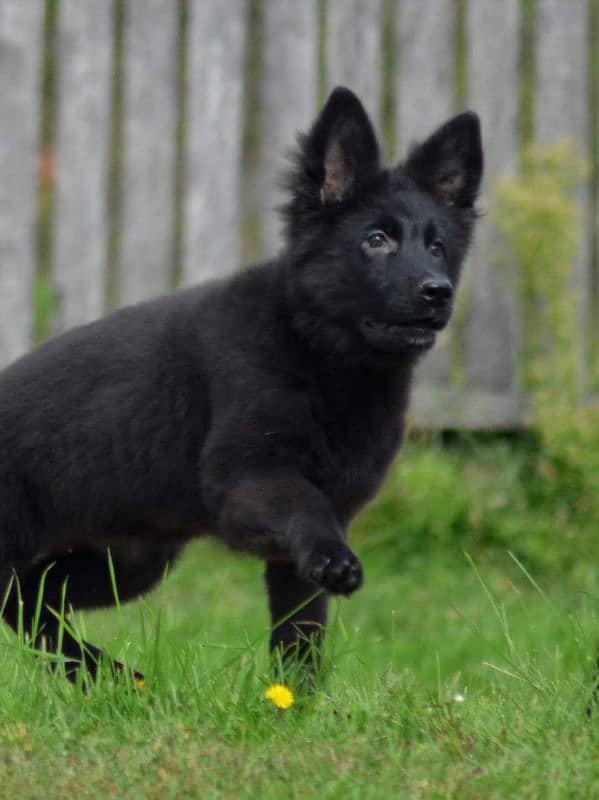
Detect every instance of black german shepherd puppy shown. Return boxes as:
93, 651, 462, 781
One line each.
0, 87, 482, 680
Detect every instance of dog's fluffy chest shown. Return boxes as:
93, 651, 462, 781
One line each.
314, 372, 409, 523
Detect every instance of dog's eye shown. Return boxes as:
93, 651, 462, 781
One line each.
365, 231, 387, 249
429, 240, 445, 258
362, 230, 396, 257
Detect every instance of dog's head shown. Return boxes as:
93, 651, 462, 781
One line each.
282, 87, 483, 362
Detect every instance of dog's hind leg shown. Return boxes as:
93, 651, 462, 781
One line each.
1, 548, 175, 683
265, 561, 328, 677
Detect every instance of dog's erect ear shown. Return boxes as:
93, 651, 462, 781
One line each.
403, 112, 483, 208
299, 87, 380, 205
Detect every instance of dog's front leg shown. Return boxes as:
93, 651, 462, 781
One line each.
203, 469, 363, 597
202, 468, 361, 672
264, 560, 328, 671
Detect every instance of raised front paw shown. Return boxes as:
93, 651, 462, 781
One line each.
301, 540, 363, 596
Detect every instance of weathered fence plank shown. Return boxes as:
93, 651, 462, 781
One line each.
53, 0, 113, 331
183, 0, 246, 285
119, 0, 178, 305
260, 0, 317, 259
395, 0, 454, 156
464, 0, 521, 402
535, 0, 591, 388
326, 0, 383, 126
395, 0, 455, 388
535, 0, 590, 150
0, 0, 42, 361
409, 387, 526, 431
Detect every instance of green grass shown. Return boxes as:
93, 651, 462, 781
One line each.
1, 436, 599, 798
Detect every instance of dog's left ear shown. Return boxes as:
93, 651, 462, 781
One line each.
301, 86, 380, 205
403, 112, 483, 208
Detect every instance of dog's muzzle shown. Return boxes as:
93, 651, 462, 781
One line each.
359, 317, 437, 353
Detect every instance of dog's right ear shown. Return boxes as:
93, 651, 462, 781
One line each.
282, 87, 380, 231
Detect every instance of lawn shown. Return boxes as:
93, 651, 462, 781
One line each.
1, 435, 599, 799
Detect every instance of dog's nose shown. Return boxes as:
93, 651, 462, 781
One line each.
419, 279, 453, 307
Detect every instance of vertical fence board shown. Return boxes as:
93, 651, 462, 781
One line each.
326, 0, 383, 126
261, 1, 317, 258
464, 0, 521, 398
396, 0, 454, 387
53, 0, 112, 331
183, 0, 246, 285
535, 0, 591, 388
119, 0, 178, 305
395, 0, 454, 155
0, 1, 42, 362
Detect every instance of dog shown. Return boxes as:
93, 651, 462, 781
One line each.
0, 87, 482, 681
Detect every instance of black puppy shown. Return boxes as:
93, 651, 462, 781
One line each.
0, 87, 482, 680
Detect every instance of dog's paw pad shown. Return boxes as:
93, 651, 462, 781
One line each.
305, 542, 363, 596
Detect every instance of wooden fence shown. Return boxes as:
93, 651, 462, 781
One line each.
0, 0, 596, 428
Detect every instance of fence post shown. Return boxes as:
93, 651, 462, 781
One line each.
0, 0, 43, 362
326, 0, 383, 127
183, 0, 246, 285
535, 0, 591, 392
464, 0, 521, 401
260, 0, 318, 259
53, 0, 113, 331
119, 0, 178, 305
395, 0, 454, 155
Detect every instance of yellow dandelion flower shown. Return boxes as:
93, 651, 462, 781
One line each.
264, 683, 294, 710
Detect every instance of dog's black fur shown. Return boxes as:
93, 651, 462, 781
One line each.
0, 88, 482, 679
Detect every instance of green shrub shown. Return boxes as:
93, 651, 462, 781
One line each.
494, 141, 599, 496
353, 432, 599, 575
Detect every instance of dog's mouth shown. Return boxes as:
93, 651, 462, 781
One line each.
359, 317, 442, 353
